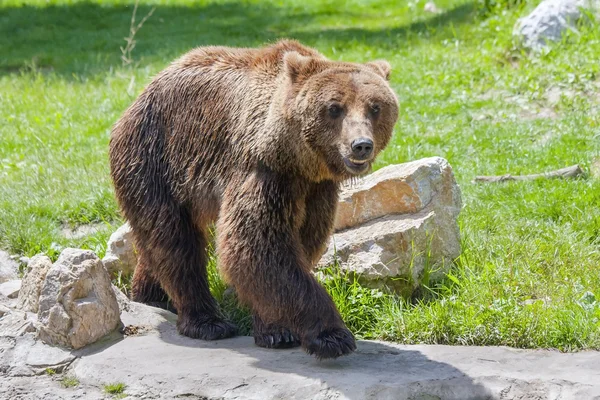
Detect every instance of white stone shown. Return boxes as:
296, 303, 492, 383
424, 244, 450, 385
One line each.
320, 158, 462, 295
514, 0, 599, 51
0, 280, 21, 299
37, 248, 121, 349
0, 250, 18, 284
17, 254, 52, 313
102, 222, 137, 275
591, 157, 600, 178
424, 1, 441, 13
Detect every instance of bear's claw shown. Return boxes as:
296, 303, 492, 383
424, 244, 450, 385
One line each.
304, 327, 357, 359
254, 328, 301, 349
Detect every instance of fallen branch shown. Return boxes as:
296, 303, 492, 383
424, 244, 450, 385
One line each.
473, 165, 584, 183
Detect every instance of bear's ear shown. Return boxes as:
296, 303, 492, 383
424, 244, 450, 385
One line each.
283, 51, 321, 84
365, 60, 392, 81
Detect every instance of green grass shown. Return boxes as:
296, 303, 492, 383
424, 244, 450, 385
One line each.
60, 375, 79, 388
103, 382, 126, 395
2, 0, 600, 350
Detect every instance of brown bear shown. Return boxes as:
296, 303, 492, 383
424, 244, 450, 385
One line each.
109, 40, 398, 359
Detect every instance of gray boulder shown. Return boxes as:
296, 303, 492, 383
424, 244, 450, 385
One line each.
319, 157, 462, 296
514, 0, 599, 51
37, 248, 121, 349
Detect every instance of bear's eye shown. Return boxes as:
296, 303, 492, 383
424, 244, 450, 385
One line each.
328, 104, 343, 119
370, 104, 381, 116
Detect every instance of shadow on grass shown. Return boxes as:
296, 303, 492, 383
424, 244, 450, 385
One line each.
1, 0, 476, 76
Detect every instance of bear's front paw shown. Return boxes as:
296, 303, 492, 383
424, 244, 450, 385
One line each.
303, 327, 356, 359
254, 327, 301, 349
177, 313, 237, 340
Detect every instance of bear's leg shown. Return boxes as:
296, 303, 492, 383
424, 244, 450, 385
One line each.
218, 171, 356, 359
300, 180, 339, 266
252, 313, 301, 349
134, 206, 236, 341
131, 252, 177, 313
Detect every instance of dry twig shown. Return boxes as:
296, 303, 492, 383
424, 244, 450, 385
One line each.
120, 0, 156, 67
473, 165, 584, 183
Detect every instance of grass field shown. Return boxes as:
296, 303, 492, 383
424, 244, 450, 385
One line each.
2, 0, 600, 350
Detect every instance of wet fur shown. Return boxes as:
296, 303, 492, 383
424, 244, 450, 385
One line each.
109, 40, 398, 358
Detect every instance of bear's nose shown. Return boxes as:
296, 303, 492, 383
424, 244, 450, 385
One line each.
351, 138, 374, 160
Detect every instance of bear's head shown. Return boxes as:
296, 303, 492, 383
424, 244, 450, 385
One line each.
282, 52, 399, 181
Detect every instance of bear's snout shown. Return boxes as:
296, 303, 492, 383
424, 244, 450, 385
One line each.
350, 137, 373, 160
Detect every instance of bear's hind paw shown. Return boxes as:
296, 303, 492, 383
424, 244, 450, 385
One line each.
177, 314, 237, 340
303, 327, 356, 359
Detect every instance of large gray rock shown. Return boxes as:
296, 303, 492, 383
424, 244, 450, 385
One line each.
17, 254, 52, 313
102, 222, 137, 276
0, 250, 18, 283
320, 157, 462, 295
37, 248, 121, 349
514, 0, 599, 51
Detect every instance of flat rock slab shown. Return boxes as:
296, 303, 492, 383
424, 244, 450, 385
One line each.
3, 302, 599, 399
72, 322, 600, 399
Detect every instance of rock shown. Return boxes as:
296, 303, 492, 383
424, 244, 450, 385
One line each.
0, 250, 19, 283
102, 223, 137, 276
591, 157, 600, 178
0, 280, 21, 299
0, 308, 37, 337
71, 305, 600, 400
321, 157, 462, 295
0, 333, 75, 377
514, 0, 599, 52
37, 248, 121, 349
334, 157, 460, 231
424, 1, 441, 13
17, 254, 52, 313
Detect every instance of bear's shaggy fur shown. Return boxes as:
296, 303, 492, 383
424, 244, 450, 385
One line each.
109, 40, 398, 359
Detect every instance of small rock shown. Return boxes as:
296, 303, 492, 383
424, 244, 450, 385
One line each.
37, 248, 121, 349
424, 1, 441, 13
102, 223, 138, 276
591, 158, 600, 178
320, 158, 462, 296
514, 0, 599, 52
17, 255, 52, 313
0, 280, 21, 299
0, 250, 19, 283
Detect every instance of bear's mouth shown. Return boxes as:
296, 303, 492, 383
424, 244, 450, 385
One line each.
343, 157, 370, 175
